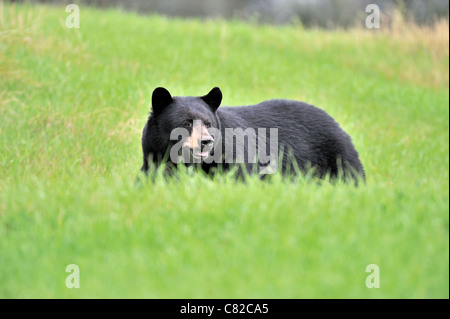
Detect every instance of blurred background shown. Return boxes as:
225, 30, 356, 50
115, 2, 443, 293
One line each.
10, 0, 450, 28
1, 0, 449, 299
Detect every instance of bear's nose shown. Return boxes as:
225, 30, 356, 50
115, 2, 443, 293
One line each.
201, 137, 214, 148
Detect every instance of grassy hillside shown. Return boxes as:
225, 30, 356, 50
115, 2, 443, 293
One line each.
0, 3, 448, 298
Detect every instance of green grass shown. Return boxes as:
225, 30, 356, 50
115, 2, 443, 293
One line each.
0, 3, 448, 298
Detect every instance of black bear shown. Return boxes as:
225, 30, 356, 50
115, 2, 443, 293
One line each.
141, 87, 365, 182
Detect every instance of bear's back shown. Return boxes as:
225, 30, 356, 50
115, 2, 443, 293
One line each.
217, 99, 365, 179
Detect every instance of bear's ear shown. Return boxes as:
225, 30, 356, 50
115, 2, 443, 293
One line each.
202, 87, 222, 111
152, 87, 173, 114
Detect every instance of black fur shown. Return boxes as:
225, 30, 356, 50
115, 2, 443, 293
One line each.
141, 87, 365, 182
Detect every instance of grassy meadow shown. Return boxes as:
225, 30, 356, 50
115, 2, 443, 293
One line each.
0, 3, 448, 298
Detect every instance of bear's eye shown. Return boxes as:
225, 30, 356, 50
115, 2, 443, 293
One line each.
205, 122, 211, 128
184, 121, 192, 128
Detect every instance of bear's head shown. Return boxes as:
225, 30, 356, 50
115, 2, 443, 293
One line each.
141, 87, 222, 171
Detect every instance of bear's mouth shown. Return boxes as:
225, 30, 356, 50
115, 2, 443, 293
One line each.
191, 142, 214, 160
191, 143, 213, 159
192, 150, 210, 159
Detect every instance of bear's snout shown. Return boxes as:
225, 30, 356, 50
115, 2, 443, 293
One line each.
181, 121, 215, 160
201, 136, 214, 148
